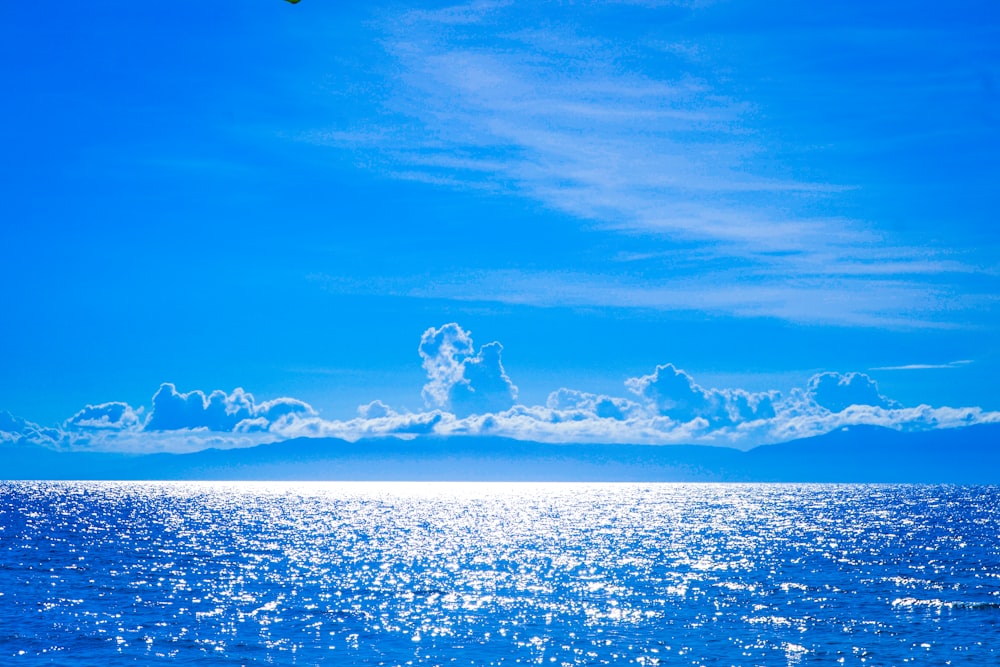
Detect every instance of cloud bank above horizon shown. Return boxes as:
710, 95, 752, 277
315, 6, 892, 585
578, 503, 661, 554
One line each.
2, 323, 996, 454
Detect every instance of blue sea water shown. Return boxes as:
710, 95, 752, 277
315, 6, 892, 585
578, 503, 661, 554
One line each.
1, 483, 998, 665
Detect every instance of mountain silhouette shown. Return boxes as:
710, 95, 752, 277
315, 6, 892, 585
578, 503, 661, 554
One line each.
2, 423, 998, 482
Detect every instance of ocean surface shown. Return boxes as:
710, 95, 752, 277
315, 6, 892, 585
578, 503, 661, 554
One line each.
1, 483, 998, 665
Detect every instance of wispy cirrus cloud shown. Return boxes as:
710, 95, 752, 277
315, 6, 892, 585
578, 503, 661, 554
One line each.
301, 1, 993, 327
321, 10, 839, 252
313, 269, 978, 328
870, 360, 974, 371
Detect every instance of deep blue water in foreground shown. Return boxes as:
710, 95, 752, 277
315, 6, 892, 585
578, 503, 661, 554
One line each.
1, 483, 999, 665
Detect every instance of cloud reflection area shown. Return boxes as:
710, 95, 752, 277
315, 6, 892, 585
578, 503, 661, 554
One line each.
2, 483, 999, 665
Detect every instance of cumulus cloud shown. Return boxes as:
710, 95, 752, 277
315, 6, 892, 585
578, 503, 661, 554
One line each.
419, 323, 474, 406
358, 399, 395, 419
64, 402, 143, 431
625, 363, 778, 425
144, 383, 316, 432
546, 388, 642, 421
0, 411, 61, 446
804, 372, 899, 413
418, 323, 517, 416
5, 323, 999, 454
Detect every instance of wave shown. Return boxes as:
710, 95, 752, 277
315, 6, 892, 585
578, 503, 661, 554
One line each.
892, 597, 1000, 611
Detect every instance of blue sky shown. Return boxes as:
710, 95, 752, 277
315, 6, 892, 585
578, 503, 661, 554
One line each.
1, 0, 998, 451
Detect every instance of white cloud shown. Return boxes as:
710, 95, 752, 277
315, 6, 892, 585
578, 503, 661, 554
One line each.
803, 372, 899, 414
870, 360, 973, 371
270, 410, 446, 441
301, 2, 992, 328
357, 399, 395, 419
0, 411, 61, 447
0, 385, 321, 453
418, 323, 518, 416
64, 402, 143, 431
144, 383, 316, 433
625, 363, 778, 425
256, 355, 999, 450
315, 268, 976, 329
546, 388, 642, 421
5, 325, 998, 454
258, 398, 1000, 451
332, 13, 839, 254
418, 322, 475, 406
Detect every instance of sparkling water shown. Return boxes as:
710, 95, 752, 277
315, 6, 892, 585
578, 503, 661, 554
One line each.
2, 482, 998, 665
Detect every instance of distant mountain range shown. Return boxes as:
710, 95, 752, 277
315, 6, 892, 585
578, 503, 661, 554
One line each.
2, 423, 999, 482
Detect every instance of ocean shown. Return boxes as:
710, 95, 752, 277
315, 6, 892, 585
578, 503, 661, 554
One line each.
1, 482, 998, 665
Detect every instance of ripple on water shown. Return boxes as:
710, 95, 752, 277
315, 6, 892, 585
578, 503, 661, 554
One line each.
0, 482, 998, 665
